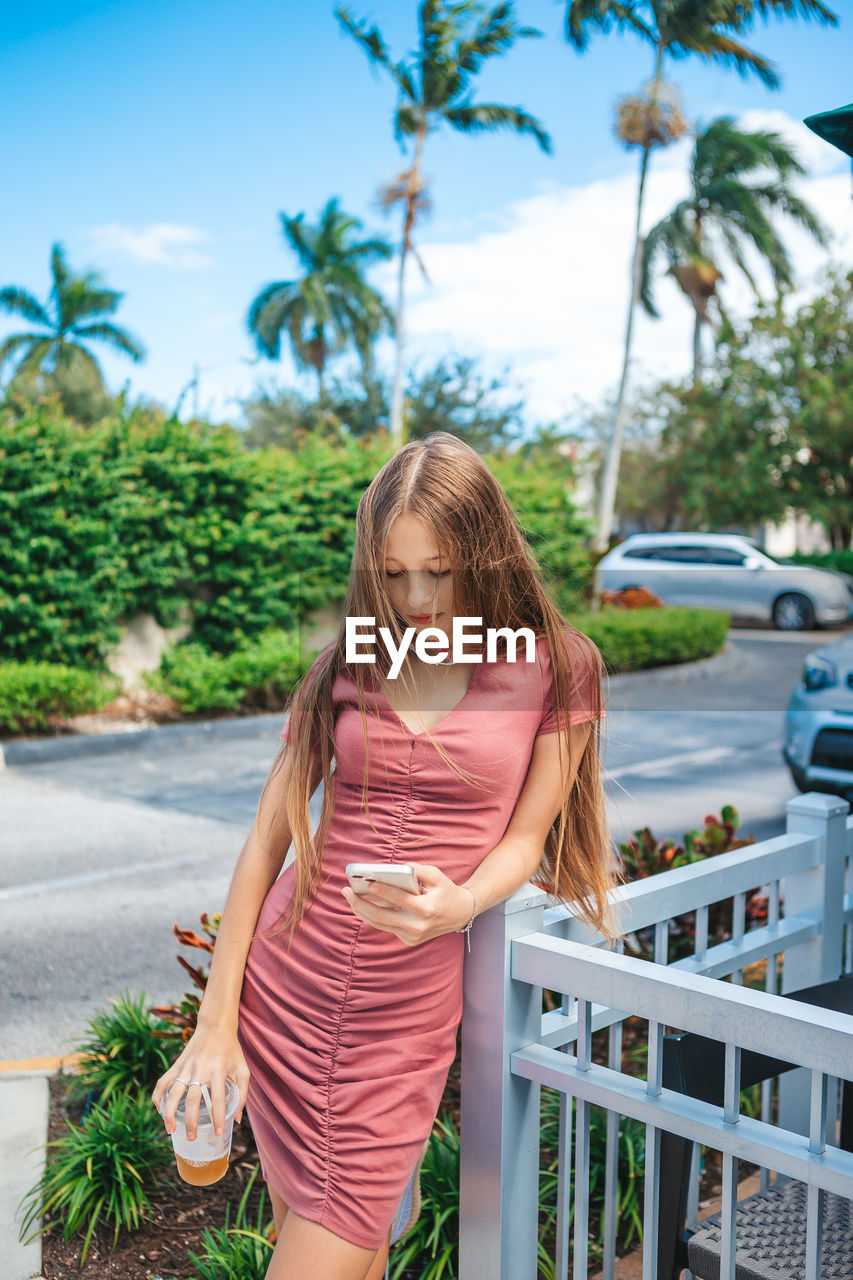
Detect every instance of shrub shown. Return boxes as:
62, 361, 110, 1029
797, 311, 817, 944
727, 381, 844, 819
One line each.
574, 605, 729, 672
389, 1114, 460, 1280
538, 1091, 645, 1274
145, 629, 304, 715
185, 1167, 275, 1280
790, 550, 853, 577
0, 660, 119, 735
19, 1091, 173, 1264
150, 913, 221, 1043
70, 992, 182, 1104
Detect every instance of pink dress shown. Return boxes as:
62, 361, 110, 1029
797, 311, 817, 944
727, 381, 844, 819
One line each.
237, 632, 601, 1249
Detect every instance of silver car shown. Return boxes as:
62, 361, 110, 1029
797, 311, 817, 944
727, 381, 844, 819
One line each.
594, 533, 853, 630
784, 635, 853, 800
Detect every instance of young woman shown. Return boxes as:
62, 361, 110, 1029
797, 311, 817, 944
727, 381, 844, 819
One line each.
152, 431, 619, 1280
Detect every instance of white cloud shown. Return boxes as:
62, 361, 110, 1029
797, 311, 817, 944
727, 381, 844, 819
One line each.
381, 111, 853, 424
90, 223, 214, 269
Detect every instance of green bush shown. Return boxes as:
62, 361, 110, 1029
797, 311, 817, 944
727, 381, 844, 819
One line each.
574, 606, 729, 673
389, 1096, 645, 1280
185, 1167, 274, 1280
0, 401, 388, 665
145, 628, 305, 715
790, 551, 853, 576
19, 1091, 173, 1264
70, 992, 182, 1105
0, 660, 119, 735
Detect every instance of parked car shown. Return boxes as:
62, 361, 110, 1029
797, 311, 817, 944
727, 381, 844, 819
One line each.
594, 533, 853, 630
784, 634, 853, 800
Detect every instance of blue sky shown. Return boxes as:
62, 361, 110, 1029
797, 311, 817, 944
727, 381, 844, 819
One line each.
2, 0, 851, 426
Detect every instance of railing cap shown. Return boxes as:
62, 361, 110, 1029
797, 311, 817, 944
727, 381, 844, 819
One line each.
785, 791, 849, 819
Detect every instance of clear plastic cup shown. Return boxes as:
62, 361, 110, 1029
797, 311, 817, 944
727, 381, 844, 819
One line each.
160, 1078, 240, 1186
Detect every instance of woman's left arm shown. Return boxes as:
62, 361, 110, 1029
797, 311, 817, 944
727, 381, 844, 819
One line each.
342, 720, 592, 945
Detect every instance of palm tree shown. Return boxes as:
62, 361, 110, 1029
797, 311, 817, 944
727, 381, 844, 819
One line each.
247, 197, 393, 397
640, 117, 828, 381
565, 0, 839, 551
0, 242, 145, 412
336, 0, 551, 446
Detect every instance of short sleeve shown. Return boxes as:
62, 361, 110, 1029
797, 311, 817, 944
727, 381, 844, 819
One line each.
536, 631, 604, 737
280, 643, 335, 744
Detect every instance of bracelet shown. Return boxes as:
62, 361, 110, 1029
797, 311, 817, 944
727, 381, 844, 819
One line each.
456, 885, 477, 953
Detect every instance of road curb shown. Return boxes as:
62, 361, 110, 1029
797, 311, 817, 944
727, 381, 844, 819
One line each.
606, 640, 740, 689
0, 711, 285, 769
0, 1072, 51, 1280
0, 1054, 81, 1079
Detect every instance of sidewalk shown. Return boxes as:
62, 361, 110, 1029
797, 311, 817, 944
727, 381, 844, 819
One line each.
0, 1059, 65, 1280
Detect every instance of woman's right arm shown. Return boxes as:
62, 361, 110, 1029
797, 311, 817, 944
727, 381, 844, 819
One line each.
151, 742, 321, 1142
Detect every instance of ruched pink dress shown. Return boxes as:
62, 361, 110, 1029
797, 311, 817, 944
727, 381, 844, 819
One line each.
237, 631, 601, 1249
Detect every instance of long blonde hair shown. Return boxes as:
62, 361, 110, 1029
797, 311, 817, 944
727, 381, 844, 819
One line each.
260, 431, 620, 940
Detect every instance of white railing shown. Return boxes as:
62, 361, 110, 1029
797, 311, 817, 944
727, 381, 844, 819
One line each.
458, 792, 853, 1280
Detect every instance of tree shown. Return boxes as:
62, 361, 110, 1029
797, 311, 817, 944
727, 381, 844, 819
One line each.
236, 353, 525, 452
336, 0, 551, 446
564, 0, 839, 550
247, 198, 393, 396
0, 242, 145, 423
641, 117, 827, 381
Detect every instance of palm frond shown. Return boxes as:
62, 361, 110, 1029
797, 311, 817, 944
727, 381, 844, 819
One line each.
671, 30, 779, 87
0, 332, 43, 376
247, 281, 299, 359
0, 287, 52, 328
725, 0, 838, 27
443, 101, 552, 152
565, 1, 655, 50
70, 322, 146, 362
456, 3, 542, 78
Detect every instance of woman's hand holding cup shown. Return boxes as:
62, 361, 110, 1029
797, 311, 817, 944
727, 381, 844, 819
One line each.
151, 1024, 250, 1150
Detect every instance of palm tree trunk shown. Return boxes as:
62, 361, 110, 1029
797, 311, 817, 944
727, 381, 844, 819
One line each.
389, 132, 425, 449
594, 47, 664, 554
389, 228, 408, 448
692, 312, 703, 383
594, 143, 653, 553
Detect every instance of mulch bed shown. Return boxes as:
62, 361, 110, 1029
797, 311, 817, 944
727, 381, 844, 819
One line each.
40, 1076, 269, 1280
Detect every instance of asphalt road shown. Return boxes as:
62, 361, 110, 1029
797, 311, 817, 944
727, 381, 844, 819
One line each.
1, 625, 849, 1061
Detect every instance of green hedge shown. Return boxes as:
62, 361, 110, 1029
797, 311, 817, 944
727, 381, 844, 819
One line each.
790, 551, 853, 576
144, 628, 306, 715
1, 403, 595, 669
0, 661, 119, 735
575, 606, 729, 673
0, 402, 389, 667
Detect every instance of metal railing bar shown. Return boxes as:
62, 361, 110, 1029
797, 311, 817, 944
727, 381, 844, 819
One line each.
695, 905, 709, 963
719, 1148, 739, 1280
514, 937, 853, 1078
809, 1071, 828, 1156
731, 893, 746, 986
573, 1097, 591, 1280
538, 917, 820, 1051
601, 1020, 622, 1280
641, 1123, 661, 1280
546, 833, 824, 934
512, 1044, 853, 1198
555, 1091, 573, 1280
805, 1184, 824, 1280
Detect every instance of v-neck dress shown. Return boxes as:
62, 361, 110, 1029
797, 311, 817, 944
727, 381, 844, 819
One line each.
237, 631, 602, 1249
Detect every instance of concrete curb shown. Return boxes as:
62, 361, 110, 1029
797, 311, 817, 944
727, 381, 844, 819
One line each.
606, 640, 740, 689
0, 1069, 53, 1280
0, 710, 285, 769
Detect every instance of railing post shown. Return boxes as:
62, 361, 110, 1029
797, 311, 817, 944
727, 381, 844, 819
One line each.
459, 883, 547, 1280
778, 792, 849, 1136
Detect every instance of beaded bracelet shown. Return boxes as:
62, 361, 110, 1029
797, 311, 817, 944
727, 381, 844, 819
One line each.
456, 885, 477, 953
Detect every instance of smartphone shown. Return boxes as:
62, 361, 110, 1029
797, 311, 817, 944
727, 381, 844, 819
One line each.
345, 862, 421, 895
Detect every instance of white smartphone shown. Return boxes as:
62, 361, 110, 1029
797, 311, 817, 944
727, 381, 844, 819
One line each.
345, 862, 421, 895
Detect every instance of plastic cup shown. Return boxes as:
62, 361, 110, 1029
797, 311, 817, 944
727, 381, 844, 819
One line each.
160, 1079, 240, 1186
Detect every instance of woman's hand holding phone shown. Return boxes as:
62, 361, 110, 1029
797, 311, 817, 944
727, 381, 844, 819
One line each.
341, 861, 475, 946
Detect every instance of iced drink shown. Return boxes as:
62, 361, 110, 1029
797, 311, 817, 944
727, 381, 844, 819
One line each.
161, 1079, 239, 1186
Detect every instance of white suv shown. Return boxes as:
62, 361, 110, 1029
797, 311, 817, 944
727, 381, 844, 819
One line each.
594, 534, 852, 630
